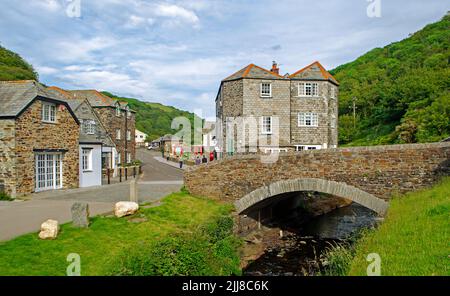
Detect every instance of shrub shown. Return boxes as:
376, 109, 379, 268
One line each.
0, 192, 13, 201
108, 215, 241, 276
320, 242, 355, 276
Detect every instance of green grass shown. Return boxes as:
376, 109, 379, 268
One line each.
347, 177, 450, 276
0, 192, 13, 201
0, 192, 239, 275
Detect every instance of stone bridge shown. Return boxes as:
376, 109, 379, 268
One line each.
184, 143, 450, 216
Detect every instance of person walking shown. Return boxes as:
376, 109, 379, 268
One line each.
179, 155, 183, 169
202, 155, 208, 164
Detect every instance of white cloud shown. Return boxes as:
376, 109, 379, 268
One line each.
53, 37, 117, 62
34, 0, 61, 12
154, 3, 200, 26
36, 65, 58, 75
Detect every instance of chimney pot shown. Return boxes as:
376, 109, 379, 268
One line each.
271, 61, 279, 74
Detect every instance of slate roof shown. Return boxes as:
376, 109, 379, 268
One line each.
289, 61, 338, 85
0, 80, 78, 118
223, 64, 285, 81
221, 61, 338, 85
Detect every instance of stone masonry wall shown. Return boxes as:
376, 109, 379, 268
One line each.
0, 119, 16, 197
290, 80, 337, 147
15, 99, 80, 196
219, 80, 243, 152
95, 107, 136, 162
185, 142, 450, 205
243, 79, 291, 147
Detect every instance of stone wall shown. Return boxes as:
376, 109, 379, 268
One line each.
185, 142, 450, 209
95, 107, 136, 162
218, 77, 338, 151
243, 79, 291, 147
0, 119, 16, 197
15, 99, 80, 196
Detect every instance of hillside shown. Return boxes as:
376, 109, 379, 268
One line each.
0, 45, 38, 81
102, 92, 203, 141
331, 14, 450, 146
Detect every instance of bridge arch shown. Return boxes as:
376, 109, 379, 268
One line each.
234, 178, 389, 216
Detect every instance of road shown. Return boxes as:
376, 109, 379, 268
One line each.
0, 148, 183, 242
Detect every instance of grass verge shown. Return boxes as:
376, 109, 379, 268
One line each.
322, 177, 449, 276
0, 192, 241, 275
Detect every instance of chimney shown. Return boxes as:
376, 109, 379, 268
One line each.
271, 61, 279, 74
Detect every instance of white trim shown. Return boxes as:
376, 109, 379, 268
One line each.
260, 82, 272, 98
261, 116, 273, 135
116, 129, 121, 140
298, 82, 319, 97
263, 148, 288, 154
35, 152, 63, 192
42, 102, 56, 123
298, 112, 318, 127
82, 148, 93, 171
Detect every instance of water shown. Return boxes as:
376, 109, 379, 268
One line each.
243, 203, 378, 276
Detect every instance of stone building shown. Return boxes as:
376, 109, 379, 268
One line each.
49, 88, 136, 166
215, 61, 339, 153
0, 81, 80, 198
47, 88, 117, 187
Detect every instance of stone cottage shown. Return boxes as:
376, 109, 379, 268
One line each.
49, 88, 136, 166
48, 88, 116, 188
216, 61, 339, 153
0, 81, 80, 198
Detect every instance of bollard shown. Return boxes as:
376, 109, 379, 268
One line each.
107, 168, 110, 185
125, 167, 128, 181
119, 168, 122, 182
133, 167, 136, 178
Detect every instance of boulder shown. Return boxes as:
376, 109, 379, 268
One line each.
114, 201, 139, 218
71, 202, 89, 228
39, 219, 59, 240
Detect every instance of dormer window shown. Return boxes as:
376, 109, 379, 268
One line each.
260, 83, 272, 98
115, 103, 121, 117
42, 102, 56, 123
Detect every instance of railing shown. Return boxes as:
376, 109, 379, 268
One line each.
102, 165, 142, 185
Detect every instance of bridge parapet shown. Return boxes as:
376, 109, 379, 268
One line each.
184, 142, 450, 213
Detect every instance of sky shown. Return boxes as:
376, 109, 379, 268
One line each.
0, 0, 448, 118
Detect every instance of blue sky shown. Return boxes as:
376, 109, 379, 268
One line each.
0, 0, 448, 118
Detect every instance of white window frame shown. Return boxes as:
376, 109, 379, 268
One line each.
295, 145, 322, 151
298, 112, 319, 127
42, 102, 56, 123
35, 152, 63, 191
331, 115, 336, 128
82, 148, 93, 171
298, 82, 319, 97
127, 152, 131, 164
263, 148, 288, 154
260, 83, 272, 98
117, 152, 121, 165
330, 86, 335, 99
261, 116, 273, 135
127, 130, 131, 141
116, 129, 121, 140
83, 119, 96, 135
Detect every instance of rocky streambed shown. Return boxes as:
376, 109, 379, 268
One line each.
241, 203, 380, 276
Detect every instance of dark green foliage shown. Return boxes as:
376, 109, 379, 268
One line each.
109, 215, 241, 276
102, 92, 203, 142
0, 45, 38, 81
0, 192, 13, 201
332, 14, 450, 146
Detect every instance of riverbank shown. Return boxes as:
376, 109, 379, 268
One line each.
323, 177, 450, 276
0, 192, 241, 275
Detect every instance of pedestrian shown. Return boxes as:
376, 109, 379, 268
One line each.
195, 155, 201, 165
202, 155, 207, 164
209, 151, 214, 162
179, 156, 183, 169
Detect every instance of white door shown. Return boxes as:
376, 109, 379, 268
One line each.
35, 153, 63, 191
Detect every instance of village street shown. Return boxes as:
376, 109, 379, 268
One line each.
0, 149, 183, 242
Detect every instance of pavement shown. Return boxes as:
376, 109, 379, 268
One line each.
0, 149, 183, 242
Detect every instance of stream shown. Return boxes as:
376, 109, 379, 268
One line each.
243, 203, 379, 276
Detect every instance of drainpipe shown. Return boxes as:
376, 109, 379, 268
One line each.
124, 108, 128, 164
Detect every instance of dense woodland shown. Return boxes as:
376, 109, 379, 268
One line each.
1, 14, 448, 144
331, 14, 449, 145
102, 92, 202, 142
